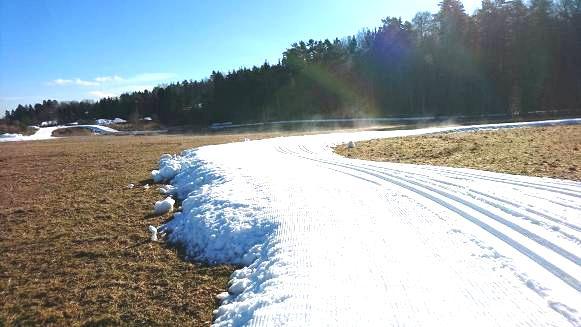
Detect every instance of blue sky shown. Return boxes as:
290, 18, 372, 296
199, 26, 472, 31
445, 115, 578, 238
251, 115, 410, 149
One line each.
0, 0, 481, 116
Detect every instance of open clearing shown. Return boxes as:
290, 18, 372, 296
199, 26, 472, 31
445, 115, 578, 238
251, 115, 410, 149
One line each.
336, 124, 581, 181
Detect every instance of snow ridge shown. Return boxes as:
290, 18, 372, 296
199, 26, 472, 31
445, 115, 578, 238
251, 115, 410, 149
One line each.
154, 149, 276, 265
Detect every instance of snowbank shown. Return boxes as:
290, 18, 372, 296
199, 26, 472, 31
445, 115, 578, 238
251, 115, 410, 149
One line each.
153, 149, 275, 265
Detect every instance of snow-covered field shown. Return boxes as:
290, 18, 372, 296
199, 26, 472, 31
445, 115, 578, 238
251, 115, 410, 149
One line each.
0, 125, 118, 142
153, 118, 581, 326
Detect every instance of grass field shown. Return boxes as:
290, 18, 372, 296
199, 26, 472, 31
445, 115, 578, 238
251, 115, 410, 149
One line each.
336, 125, 581, 181
0, 133, 288, 325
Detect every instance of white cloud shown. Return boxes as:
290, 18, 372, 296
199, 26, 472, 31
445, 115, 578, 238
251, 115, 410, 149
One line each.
95, 75, 123, 83
52, 78, 73, 85
50, 78, 99, 87
50, 72, 175, 88
73, 78, 100, 87
49, 72, 177, 100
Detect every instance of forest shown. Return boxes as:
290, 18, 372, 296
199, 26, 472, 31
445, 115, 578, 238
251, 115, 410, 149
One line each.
4, 0, 580, 127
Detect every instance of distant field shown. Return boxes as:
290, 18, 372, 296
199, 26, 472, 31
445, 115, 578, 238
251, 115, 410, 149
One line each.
336, 125, 581, 181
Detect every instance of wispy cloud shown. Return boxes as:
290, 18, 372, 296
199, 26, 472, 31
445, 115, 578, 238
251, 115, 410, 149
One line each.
52, 78, 73, 86
48, 73, 177, 99
94, 75, 123, 83
74, 78, 100, 87
50, 78, 99, 87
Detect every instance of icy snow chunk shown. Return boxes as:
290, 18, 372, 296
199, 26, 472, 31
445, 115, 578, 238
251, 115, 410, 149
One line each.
154, 197, 175, 215
228, 279, 251, 295
159, 184, 176, 195
216, 292, 230, 300
151, 154, 183, 182
148, 225, 158, 241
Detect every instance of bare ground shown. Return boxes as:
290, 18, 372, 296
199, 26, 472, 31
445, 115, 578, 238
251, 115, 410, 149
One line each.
52, 127, 96, 137
336, 125, 581, 181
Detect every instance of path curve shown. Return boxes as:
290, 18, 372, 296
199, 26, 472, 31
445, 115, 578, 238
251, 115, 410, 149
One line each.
154, 118, 581, 326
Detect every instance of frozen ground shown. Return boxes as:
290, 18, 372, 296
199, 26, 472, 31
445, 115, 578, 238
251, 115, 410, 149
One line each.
0, 125, 118, 142
153, 118, 581, 326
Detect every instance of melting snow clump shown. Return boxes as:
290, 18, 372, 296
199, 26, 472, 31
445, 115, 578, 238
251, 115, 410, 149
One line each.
148, 225, 158, 241
151, 154, 184, 183
154, 196, 175, 215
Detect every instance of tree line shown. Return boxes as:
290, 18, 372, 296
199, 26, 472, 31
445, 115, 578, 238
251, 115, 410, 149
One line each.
4, 0, 580, 127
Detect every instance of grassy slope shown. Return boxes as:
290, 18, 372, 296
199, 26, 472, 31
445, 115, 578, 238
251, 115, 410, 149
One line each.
336, 125, 581, 181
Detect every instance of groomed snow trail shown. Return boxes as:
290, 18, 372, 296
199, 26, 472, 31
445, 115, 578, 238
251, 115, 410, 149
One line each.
154, 119, 581, 326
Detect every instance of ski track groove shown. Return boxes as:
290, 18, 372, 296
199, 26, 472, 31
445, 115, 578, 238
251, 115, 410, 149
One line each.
286, 148, 581, 289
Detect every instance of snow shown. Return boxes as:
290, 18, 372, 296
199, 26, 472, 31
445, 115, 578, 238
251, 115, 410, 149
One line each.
0, 125, 118, 142
151, 154, 183, 183
154, 196, 175, 215
40, 120, 58, 127
1, 133, 24, 139
95, 118, 126, 125
148, 225, 159, 241
152, 118, 581, 326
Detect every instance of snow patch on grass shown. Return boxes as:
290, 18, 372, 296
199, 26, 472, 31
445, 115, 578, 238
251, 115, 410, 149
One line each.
154, 149, 275, 265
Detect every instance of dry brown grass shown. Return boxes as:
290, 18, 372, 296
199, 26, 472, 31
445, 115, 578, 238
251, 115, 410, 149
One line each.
52, 127, 96, 137
0, 133, 288, 326
336, 125, 581, 181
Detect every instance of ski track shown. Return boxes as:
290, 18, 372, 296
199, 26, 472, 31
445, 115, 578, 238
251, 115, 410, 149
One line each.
154, 119, 581, 326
